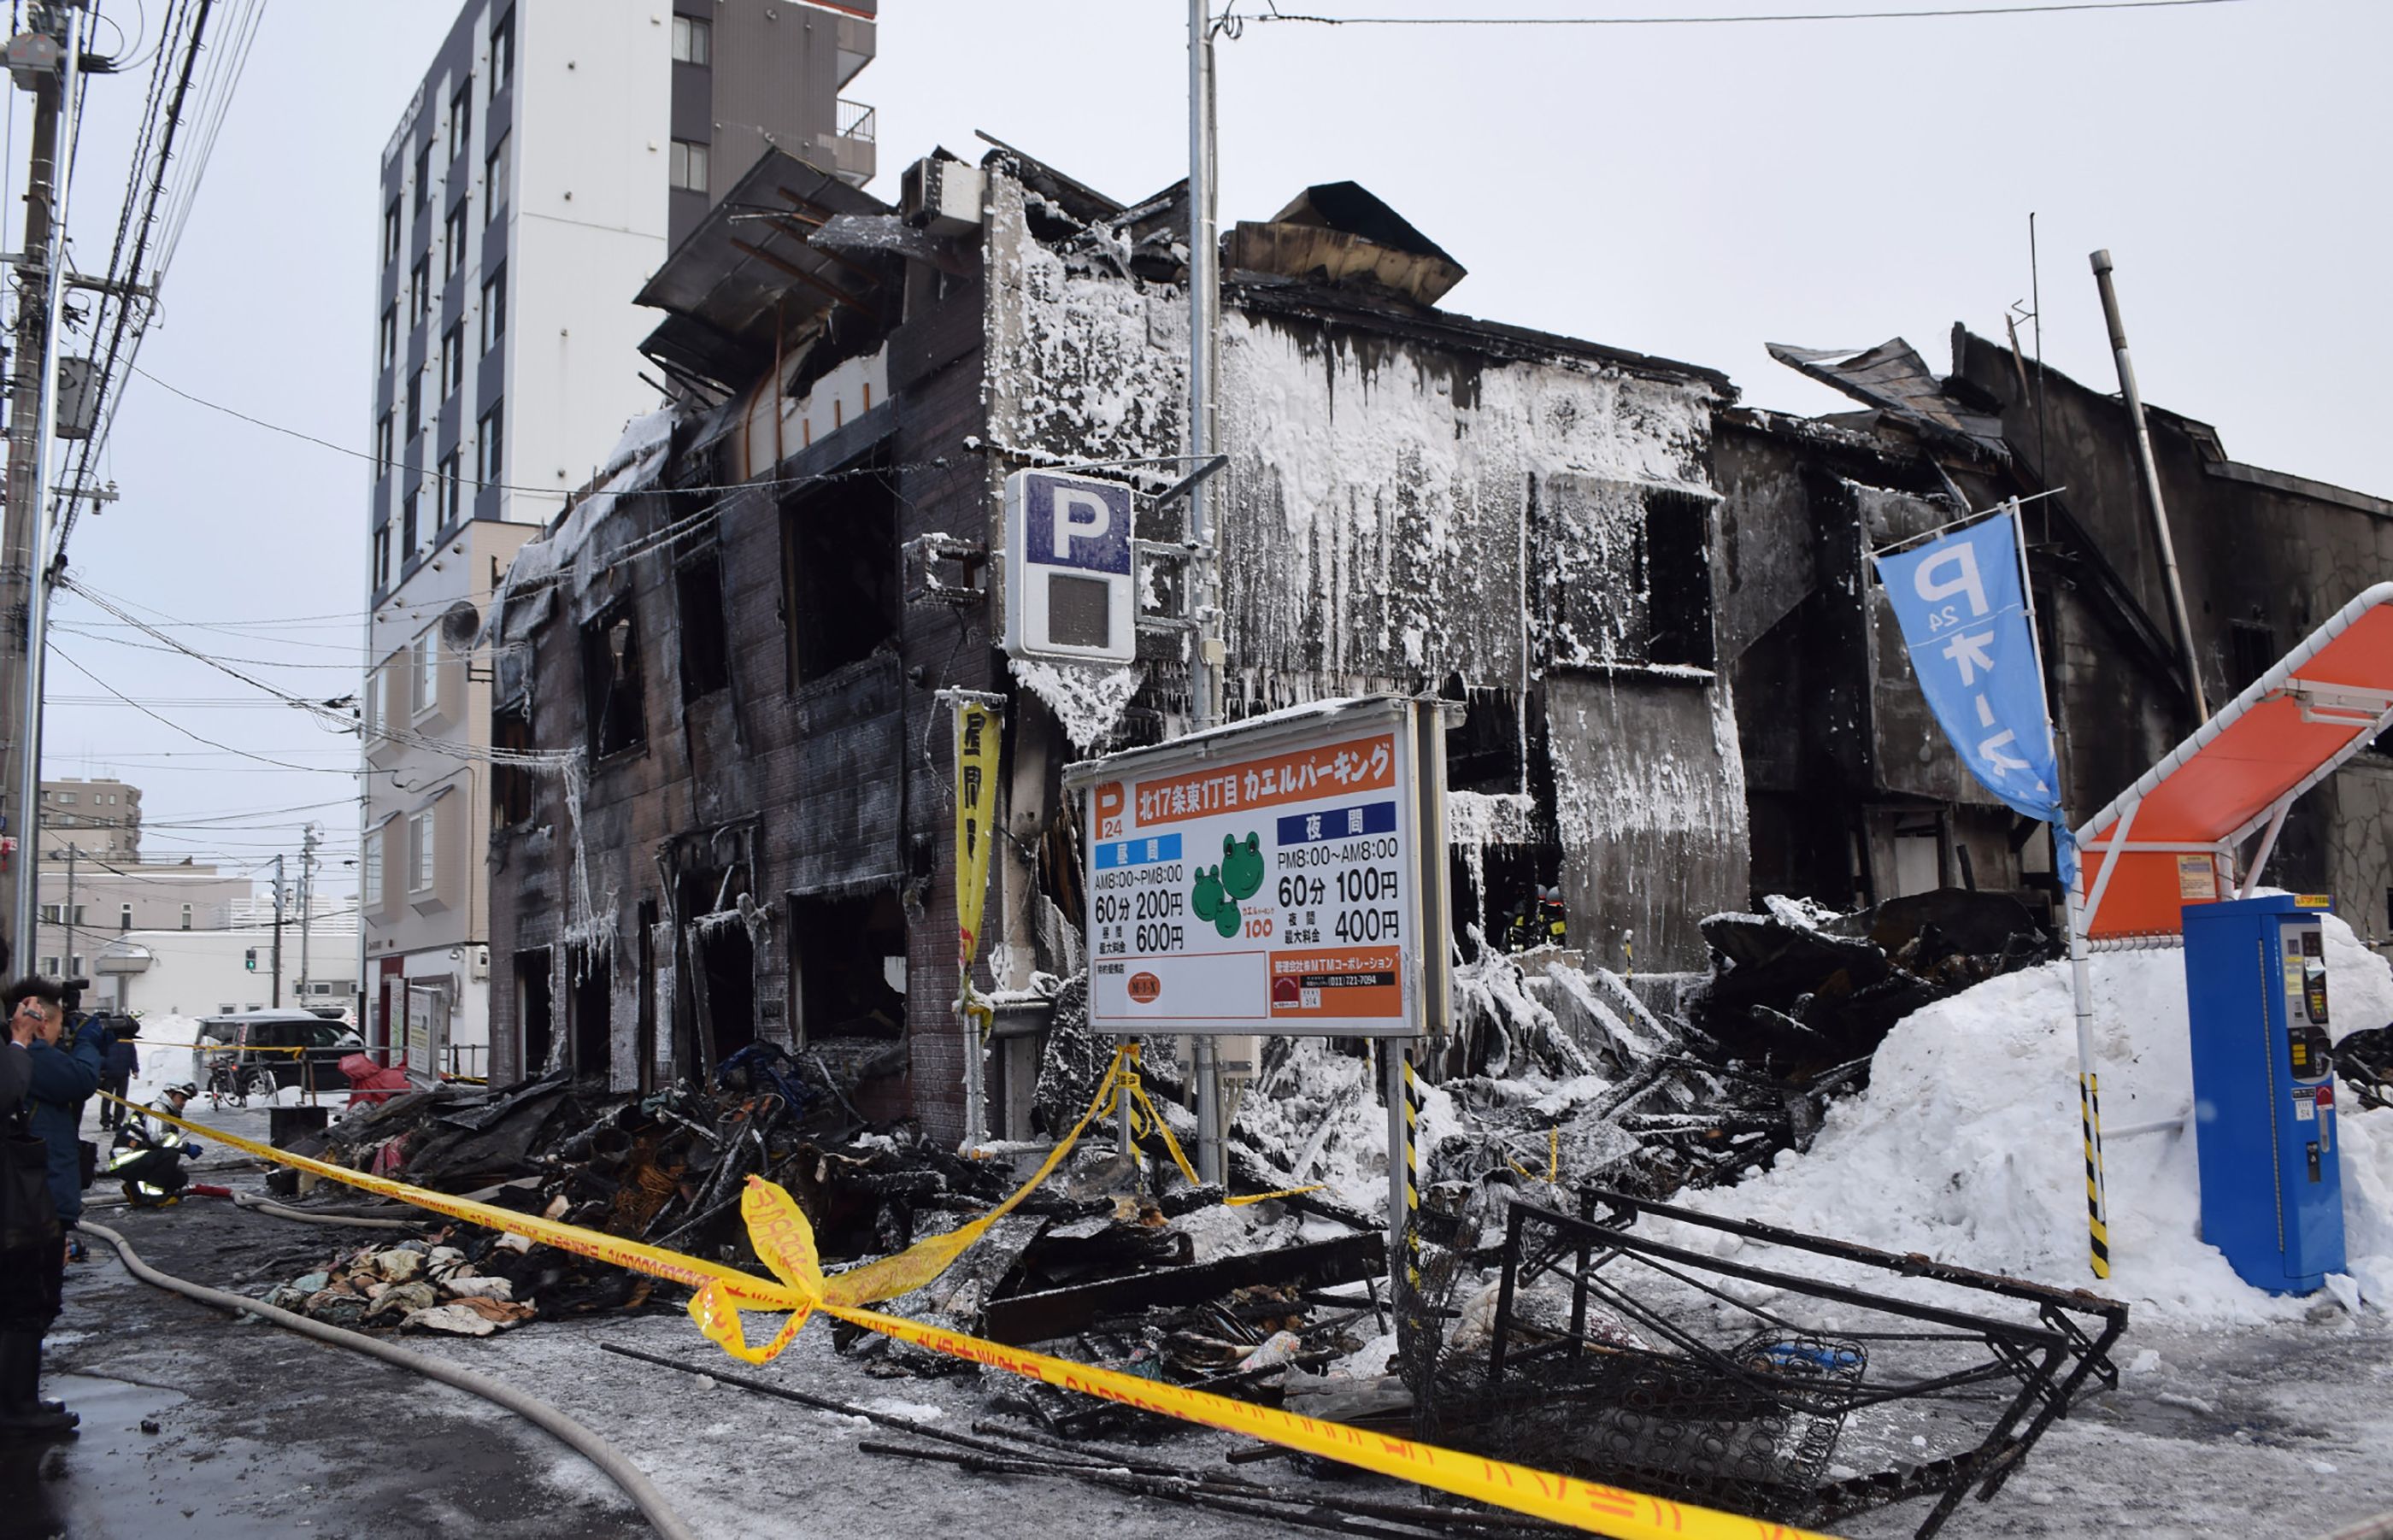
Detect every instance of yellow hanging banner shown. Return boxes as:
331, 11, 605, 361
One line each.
955, 699, 1002, 975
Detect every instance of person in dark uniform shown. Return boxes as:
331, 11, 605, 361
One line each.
2, 977, 82, 1437
97, 1016, 139, 1130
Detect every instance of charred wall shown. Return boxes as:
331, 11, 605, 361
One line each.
1954, 329, 2393, 944
488, 259, 995, 1106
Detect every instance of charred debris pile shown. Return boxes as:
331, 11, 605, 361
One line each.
250, 886, 2049, 1371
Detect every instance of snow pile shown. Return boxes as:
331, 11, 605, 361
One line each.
1692, 912, 2393, 1324
122, 1015, 206, 1102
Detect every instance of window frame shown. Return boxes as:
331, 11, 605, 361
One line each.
415, 139, 432, 211
179, 903, 192, 932
374, 524, 392, 589
489, 9, 514, 101
672, 15, 712, 65
413, 634, 441, 720
448, 82, 473, 164
444, 199, 469, 279
668, 138, 710, 195
440, 320, 464, 399
362, 831, 384, 911
438, 451, 462, 529
409, 810, 437, 892
410, 255, 430, 326
477, 401, 504, 489
402, 489, 420, 556
485, 132, 509, 224
383, 197, 402, 265
480, 265, 506, 354
375, 413, 394, 477
379, 303, 397, 370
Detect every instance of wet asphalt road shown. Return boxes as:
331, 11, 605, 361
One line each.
3, 1108, 647, 1540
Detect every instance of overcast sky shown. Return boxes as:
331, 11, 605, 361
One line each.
28, 0, 2390, 903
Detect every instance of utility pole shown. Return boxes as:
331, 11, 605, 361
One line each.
2090, 250, 2208, 725
0, 4, 85, 964
297, 824, 318, 1002
270, 852, 285, 1008
62, 838, 74, 976
1186, 0, 1226, 1187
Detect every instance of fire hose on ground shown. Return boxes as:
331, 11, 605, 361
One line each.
76, 1218, 699, 1540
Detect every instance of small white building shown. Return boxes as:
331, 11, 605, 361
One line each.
96, 919, 360, 1022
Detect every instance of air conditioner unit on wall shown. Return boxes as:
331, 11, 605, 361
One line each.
901, 155, 982, 238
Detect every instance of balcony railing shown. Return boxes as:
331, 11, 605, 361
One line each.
838, 99, 875, 144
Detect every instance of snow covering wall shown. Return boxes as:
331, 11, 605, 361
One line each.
1212, 317, 1712, 699
983, 168, 1747, 966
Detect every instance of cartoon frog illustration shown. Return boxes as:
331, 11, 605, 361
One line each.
1220, 831, 1265, 902
1191, 865, 1226, 924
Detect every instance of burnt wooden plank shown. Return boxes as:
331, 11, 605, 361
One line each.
979, 1229, 1385, 1346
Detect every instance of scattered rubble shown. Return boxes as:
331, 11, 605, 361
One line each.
262, 1238, 540, 1336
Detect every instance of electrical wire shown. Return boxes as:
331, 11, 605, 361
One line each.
126, 361, 957, 503
1227, 0, 2244, 24
50, 648, 361, 776
54, 625, 374, 667
53, 0, 216, 564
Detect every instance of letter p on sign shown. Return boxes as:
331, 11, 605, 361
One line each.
1051, 487, 1113, 560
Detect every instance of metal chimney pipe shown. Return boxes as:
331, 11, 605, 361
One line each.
2090, 249, 2208, 722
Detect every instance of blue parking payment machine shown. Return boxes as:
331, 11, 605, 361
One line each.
2181, 894, 2345, 1294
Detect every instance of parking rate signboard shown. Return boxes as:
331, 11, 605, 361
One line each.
1068, 697, 1448, 1038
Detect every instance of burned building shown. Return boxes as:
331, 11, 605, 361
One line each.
1718, 327, 2393, 944
485, 144, 1755, 1135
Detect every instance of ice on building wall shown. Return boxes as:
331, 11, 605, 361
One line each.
983, 166, 1749, 959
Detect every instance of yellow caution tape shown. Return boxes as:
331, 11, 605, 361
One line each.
97, 1089, 1839, 1540
133, 1040, 317, 1055
1113, 1046, 1324, 1208
717, 1178, 1837, 1540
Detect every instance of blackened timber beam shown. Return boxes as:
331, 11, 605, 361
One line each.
729, 237, 880, 319
980, 1230, 1385, 1345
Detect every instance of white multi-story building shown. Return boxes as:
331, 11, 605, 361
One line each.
359, 1, 876, 1066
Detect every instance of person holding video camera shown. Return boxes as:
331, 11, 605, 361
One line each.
3, 974, 94, 1437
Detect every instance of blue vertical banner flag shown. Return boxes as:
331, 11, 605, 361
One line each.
1872, 510, 2076, 885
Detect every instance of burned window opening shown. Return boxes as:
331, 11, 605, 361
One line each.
492, 702, 535, 827
1534, 477, 1715, 673
783, 463, 899, 687
517, 948, 553, 1073
581, 601, 649, 759
675, 544, 733, 700
1645, 488, 1716, 669
696, 918, 757, 1062
2227, 618, 2276, 697
636, 897, 660, 1090
1451, 843, 1566, 957
567, 944, 609, 1076
1442, 676, 1525, 796
790, 889, 906, 1042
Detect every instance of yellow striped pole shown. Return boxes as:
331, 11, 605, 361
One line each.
2067, 889, 2113, 1279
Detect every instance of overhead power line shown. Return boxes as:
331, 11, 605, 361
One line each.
1230, 0, 2243, 24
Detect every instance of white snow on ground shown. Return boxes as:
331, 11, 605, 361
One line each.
121, 1014, 205, 1102
1689, 911, 2393, 1325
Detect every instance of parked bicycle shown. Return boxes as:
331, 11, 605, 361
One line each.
202, 1054, 273, 1109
